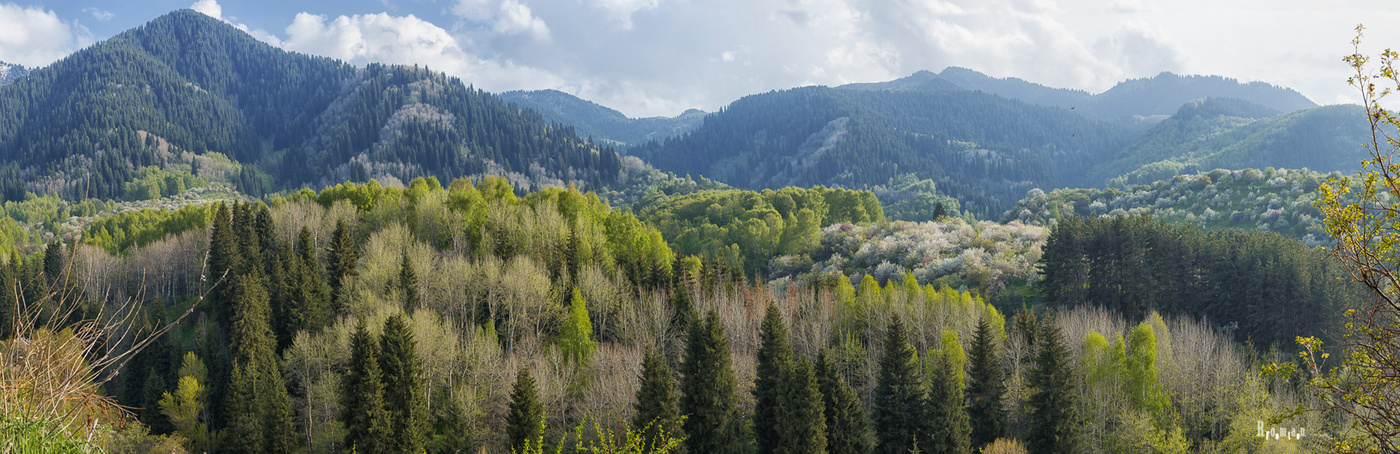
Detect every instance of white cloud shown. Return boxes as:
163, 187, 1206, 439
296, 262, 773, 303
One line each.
280, 11, 562, 91
1092, 19, 1187, 79
0, 3, 93, 67
82, 7, 113, 21
452, 0, 551, 42
190, 0, 222, 20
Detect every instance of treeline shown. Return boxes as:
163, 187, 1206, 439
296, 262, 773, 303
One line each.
635, 186, 883, 274
1039, 214, 1360, 347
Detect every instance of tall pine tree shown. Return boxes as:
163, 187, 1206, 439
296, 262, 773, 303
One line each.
873, 319, 925, 454
1026, 321, 1081, 454
633, 348, 683, 452
343, 318, 392, 454
816, 351, 869, 454
221, 273, 297, 454
925, 331, 971, 454
777, 358, 827, 454
680, 310, 747, 454
399, 252, 420, 311
295, 226, 331, 331
381, 313, 426, 454
327, 219, 358, 314
507, 368, 546, 453
753, 304, 792, 454
967, 316, 1007, 449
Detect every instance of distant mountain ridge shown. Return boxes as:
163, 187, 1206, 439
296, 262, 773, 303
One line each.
0, 10, 630, 201
498, 89, 706, 146
840, 67, 1318, 123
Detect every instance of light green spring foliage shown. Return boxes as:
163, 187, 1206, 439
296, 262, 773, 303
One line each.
0, 416, 94, 454
930, 329, 967, 396
635, 186, 883, 274
1126, 322, 1170, 418
159, 352, 208, 451
559, 287, 597, 367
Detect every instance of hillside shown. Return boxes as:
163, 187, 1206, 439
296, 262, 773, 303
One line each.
498, 89, 707, 146
1004, 167, 1335, 244
630, 86, 1136, 215
1099, 99, 1369, 185
0, 10, 630, 202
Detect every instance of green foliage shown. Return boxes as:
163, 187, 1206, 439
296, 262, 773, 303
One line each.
925, 330, 971, 454
1006, 167, 1339, 243
559, 287, 598, 367
0, 415, 95, 454
380, 313, 426, 454
633, 348, 683, 453
507, 368, 546, 454
967, 317, 1007, 449
1038, 214, 1360, 347
679, 310, 747, 454
343, 319, 392, 454
753, 305, 792, 454
636, 186, 881, 274
1126, 322, 1169, 417
159, 353, 209, 452
122, 167, 208, 201
873, 320, 925, 454
815, 351, 870, 454
326, 218, 358, 314
1026, 322, 1081, 454
776, 359, 827, 454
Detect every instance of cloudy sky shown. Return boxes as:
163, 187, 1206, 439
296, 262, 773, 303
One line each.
1, 0, 1397, 117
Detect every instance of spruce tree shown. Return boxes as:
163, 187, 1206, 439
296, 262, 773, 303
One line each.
343, 318, 392, 454
873, 319, 925, 454
207, 203, 241, 327
429, 385, 473, 454
0, 258, 14, 338
326, 219, 358, 314
295, 226, 331, 331
399, 252, 420, 311
753, 304, 792, 454
926, 337, 971, 454
816, 351, 870, 454
967, 316, 1007, 449
381, 313, 426, 454
506, 368, 546, 453
633, 348, 683, 452
1026, 321, 1080, 454
223, 274, 297, 454
680, 310, 747, 454
777, 358, 827, 454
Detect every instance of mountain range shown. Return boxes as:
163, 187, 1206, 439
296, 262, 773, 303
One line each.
0, 61, 25, 85
0, 10, 626, 202
0, 9, 1372, 220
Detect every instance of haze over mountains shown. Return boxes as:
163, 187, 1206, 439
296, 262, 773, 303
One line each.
0, 8, 1372, 219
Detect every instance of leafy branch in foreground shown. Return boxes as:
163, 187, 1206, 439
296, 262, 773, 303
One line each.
1298, 24, 1400, 453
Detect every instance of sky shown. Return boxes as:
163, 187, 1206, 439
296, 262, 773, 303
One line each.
0, 0, 1397, 117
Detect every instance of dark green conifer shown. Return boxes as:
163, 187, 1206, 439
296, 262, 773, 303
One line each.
343, 318, 392, 454
932, 202, 948, 221
326, 219, 358, 314
429, 385, 473, 454
873, 320, 925, 454
399, 252, 420, 311
295, 227, 331, 331
223, 274, 297, 453
633, 348, 683, 452
680, 310, 747, 454
967, 317, 1007, 449
753, 305, 792, 454
0, 258, 14, 338
816, 351, 869, 454
381, 313, 426, 454
506, 368, 545, 454
1026, 321, 1081, 454
207, 203, 241, 326
777, 358, 827, 454
926, 347, 971, 454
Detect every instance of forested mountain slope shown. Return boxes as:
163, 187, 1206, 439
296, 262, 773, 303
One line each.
498, 89, 707, 146
630, 86, 1136, 215
1098, 99, 1369, 185
0, 10, 629, 202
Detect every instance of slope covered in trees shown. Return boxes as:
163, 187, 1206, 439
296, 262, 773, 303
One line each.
631, 86, 1135, 215
498, 89, 707, 147
0, 10, 629, 202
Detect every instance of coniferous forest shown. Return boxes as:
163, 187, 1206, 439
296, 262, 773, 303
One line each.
0, 6, 1392, 454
